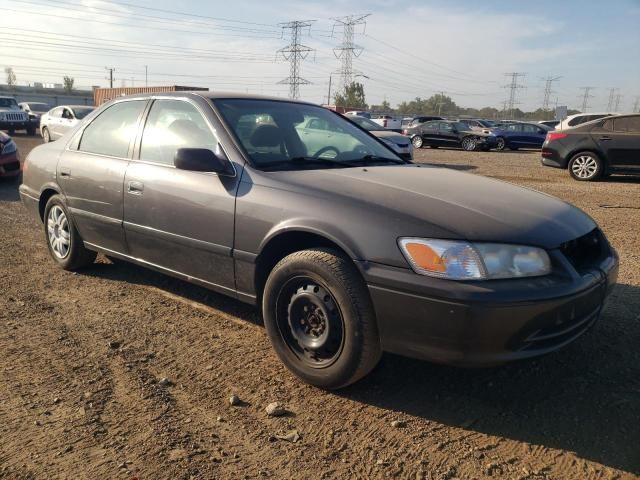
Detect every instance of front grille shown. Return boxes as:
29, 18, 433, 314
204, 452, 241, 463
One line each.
2, 161, 20, 171
5, 112, 25, 122
396, 143, 409, 148
560, 229, 606, 273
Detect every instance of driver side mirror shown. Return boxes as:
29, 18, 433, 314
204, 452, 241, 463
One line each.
174, 148, 234, 175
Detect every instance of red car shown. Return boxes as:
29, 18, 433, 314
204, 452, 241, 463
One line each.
0, 131, 21, 182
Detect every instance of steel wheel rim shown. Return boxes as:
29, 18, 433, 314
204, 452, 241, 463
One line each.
572, 155, 598, 179
47, 206, 71, 259
276, 276, 345, 369
462, 138, 475, 151
412, 136, 423, 148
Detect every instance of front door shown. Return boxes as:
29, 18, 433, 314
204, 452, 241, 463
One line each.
593, 116, 640, 168
57, 99, 148, 253
123, 98, 239, 293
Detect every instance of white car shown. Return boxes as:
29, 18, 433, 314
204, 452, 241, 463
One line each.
346, 115, 413, 161
40, 105, 95, 142
371, 114, 402, 131
556, 112, 618, 131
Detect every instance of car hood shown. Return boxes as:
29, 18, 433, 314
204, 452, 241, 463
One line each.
370, 130, 410, 144
259, 164, 595, 249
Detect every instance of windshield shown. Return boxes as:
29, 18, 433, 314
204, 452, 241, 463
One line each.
348, 115, 386, 131
214, 99, 402, 170
0, 98, 19, 108
72, 107, 94, 119
30, 103, 50, 113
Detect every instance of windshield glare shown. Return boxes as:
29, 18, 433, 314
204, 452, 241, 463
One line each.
72, 107, 94, 119
348, 115, 385, 131
214, 99, 401, 169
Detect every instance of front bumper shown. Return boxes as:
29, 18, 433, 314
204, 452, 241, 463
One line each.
359, 246, 618, 366
0, 120, 29, 130
479, 135, 498, 147
0, 152, 21, 177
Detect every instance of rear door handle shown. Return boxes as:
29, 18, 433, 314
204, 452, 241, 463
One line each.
127, 181, 144, 195
599, 136, 612, 141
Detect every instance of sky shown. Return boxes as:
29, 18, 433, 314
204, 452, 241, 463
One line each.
2, 0, 639, 112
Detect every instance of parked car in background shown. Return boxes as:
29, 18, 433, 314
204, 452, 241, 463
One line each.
410, 120, 497, 151
19, 92, 618, 389
538, 120, 559, 129
556, 113, 617, 131
0, 130, 21, 182
344, 110, 371, 119
371, 114, 401, 132
0, 96, 33, 135
456, 119, 494, 134
40, 105, 95, 142
346, 115, 413, 160
402, 115, 444, 135
542, 114, 640, 181
493, 122, 552, 151
19, 102, 51, 133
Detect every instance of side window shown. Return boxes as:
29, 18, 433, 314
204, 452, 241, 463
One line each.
601, 119, 614, 131
62, 109, 73, 119
79, 100, 146, 158
506, 124, 518, 131
307, 118, 327, 130
50, 107, 63, 118
439, 122, 453, 131
613, 117, 640, 133
140, 100, 219, 165
522, 124, 537, 133
567, 116, 584, 126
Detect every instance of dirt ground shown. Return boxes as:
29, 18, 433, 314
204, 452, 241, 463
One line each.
1, 134, 639, 480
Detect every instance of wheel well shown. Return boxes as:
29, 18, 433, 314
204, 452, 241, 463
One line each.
254, 231, 352, 305
38, 189, 58, 221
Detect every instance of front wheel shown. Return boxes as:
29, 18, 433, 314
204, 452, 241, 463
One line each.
44, 195, 97, 270
495, 137, 506, 151
569, 152, 602, 181
42, 127, 51, 143
411, 135, 423, 148
461, 136, 477, 151
262, 249, 381, 389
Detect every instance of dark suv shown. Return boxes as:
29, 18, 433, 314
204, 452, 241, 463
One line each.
409, 120, 497, 151
20, 93, 618, 388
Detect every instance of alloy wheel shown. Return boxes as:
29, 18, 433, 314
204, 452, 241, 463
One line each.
495, 137, 506, 150
47, 206, 71, 259
462, 137, 476, 151
571, 155, 598, 179
412, 136, 423, 148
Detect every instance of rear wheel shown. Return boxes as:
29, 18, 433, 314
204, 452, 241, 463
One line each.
429, 145, 439, 149
411, 135, 423, 148
42, 127, 51, 143
262, 249, 381, 389
495, 137, 506, 151
569, 152, 602, 181
461, 136, 477, 151
44, 195, 97, 270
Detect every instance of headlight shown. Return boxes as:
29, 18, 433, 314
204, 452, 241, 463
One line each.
398, 238, 551, 280
0, 113, 5, 121
2, 140, 17, 155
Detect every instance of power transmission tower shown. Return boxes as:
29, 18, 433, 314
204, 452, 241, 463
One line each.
578, 86, 594, 112
503, 72, 526, 119
606, 88, 619, 111
614, 92, 622, 112
541, 76, 561, 111
331, 14, 370, 93
277, 20, 315, 100
633, 96, 640, 113
105, 67, 115, 88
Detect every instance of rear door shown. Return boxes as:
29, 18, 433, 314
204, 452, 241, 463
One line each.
58, 108, 76, 138
418, 121, 439, 145
593, 116, 640, 168
47, 107, 63, 138
437, 122, 459, 148
123, 97, 240, 293
521, 124, 546, 147
57, 99, 148, 253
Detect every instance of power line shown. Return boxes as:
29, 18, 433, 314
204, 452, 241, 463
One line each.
331, 14, 370, 93
277, 20, 315, 100
578, 86, 595, 112
541, 76, 561, 111
503, 72, 526, 119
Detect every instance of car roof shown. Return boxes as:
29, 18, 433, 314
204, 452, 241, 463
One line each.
108, 91, 318, 106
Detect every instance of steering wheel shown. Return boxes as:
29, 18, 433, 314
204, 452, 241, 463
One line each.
313, 146, 340, 159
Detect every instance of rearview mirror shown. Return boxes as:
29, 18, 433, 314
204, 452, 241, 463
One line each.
174, 148, 233, 175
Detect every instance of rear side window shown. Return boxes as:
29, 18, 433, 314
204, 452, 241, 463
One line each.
522, 124, 538, 133
79, 100, 146, 158
140, 99, 219, 166
613, 116, 640, 133
567, 116, 585, 126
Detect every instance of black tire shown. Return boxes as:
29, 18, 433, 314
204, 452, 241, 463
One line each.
262, 248, 381, 389
568, 151, 603, 181
461, 136, 477, 151
495, 137, 506, 151
428, 145, 439, 149
44, 195, 97, 270
42, 127, 51, 143
509, 146, 519, 151
411, 135, 423, 149
8, 129, 15, 136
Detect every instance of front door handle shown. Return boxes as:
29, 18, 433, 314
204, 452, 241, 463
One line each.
599, 136, 612, 141
127, 181, 144, 195
59, 167, 71, 178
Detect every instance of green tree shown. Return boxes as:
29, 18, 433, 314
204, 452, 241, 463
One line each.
5, 67, 16, 87
335, 81, 367, 109
63, 76, 75, 93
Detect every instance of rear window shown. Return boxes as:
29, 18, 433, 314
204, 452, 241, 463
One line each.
613, 116, 640, 133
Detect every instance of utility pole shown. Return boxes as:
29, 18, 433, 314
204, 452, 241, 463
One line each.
541, 76, 561, 111
277, 20, 315, 100
331, 14, 370, 94
144, 65, 148, 87
327, 73, 333, 105
503, 72, 526, 119
614, 92, 622, 112
633, 96, 640, 113
435, 91, 446, 116
606, 87, 618, 111
578, 86, 594, 112
105, 67, 115, 88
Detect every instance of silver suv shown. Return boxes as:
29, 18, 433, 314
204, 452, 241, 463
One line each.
0, 96, 33, 135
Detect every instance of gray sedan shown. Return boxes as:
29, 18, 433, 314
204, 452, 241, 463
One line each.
19, 93, 618, 389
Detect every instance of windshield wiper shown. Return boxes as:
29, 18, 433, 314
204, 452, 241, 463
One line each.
258, 157, 349, 171
344, 155, 408, 166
